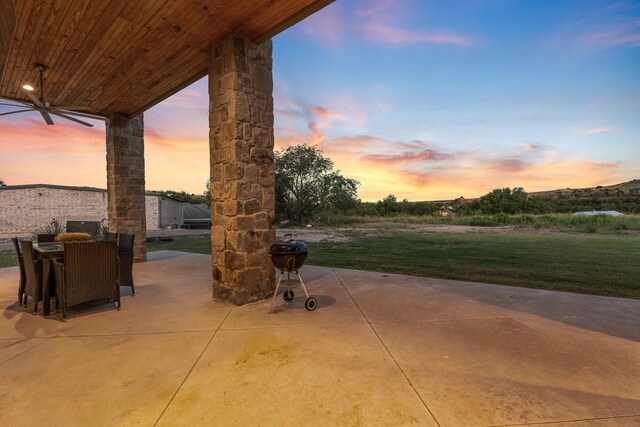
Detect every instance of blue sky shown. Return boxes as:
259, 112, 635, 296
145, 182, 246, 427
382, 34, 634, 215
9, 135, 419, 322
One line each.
272, 0, 640, 200
1, 0, 638, 201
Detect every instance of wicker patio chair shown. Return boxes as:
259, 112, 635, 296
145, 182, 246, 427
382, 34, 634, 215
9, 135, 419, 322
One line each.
12, 238, 27, 305
37, 233, 58, 243
66, 220, 100, 235
52, 240, 120, 321
118, 233, 135, 295
19, 240, 42, 313
105, 232, 118, 241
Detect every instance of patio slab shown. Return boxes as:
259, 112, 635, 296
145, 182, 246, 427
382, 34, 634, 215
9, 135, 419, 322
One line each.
373, 317, 640, 426
158, 325, 437, 426
441, 278, 640, 341
0, 252, 639, 426
335, 268, 506, 324
221, 266, 366, 330
0, 332, 213, 425
514, 315, 640, 381
0, 337, 45, 365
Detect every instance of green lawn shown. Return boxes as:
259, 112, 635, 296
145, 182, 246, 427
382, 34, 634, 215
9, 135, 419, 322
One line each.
3, 228, 638, 298
0, 251, 17, 268
147, 234, 212, 253
308, 231, 640, 299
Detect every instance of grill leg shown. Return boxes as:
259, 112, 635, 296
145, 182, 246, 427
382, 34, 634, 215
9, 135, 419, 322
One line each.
297, 271, 310, 298
269, 270, 284, 313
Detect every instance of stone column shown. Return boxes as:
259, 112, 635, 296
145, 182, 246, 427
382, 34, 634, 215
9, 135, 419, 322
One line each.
209, 34, 276, 304
106, 113, 147, 262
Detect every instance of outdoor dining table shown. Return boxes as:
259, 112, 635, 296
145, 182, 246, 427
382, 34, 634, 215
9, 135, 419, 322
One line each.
33, 242, 64, 316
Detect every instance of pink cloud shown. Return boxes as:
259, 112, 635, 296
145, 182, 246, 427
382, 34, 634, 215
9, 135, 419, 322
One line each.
586, 127, 615, 134
0, 116, 210, 193
160, 87, 207, 109
274, 94, 629, 200
275, 95, 368, 147
275, 128, 312, 149
0, 118, 104, 153
580, 18, 640, 47
308, 105, 346, 121
276, 120, 627, 201
489, 158, 529, 173
300, 0, 476, 47
363, 149, 450, 164
361, 22, 475, 46
387, 159, 623, 201
521, 142, 547, 152
299, 2, 348, 45
275, 108, 305, 119
305, 104, 351, 145
320, 134, 385, 151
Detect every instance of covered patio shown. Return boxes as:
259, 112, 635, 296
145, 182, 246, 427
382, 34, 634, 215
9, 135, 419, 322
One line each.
1, 253, 639, 425
2, 2, 640, 425
0, 0, 335, 303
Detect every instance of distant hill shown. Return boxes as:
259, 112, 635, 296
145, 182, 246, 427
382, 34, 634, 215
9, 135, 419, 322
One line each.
514, 180, 640, 214
427, 180, 640, 214
531, 179, 640, 199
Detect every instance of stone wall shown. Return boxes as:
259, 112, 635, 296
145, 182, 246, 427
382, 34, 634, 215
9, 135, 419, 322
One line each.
106, 114, 147, 262
0, 185, 164, 234
146, 197, 160, 231
209, 34, 276, 304
0, 187, 106, 233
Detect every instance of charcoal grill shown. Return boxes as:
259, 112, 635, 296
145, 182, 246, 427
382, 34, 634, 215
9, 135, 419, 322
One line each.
268, 237, 317, 312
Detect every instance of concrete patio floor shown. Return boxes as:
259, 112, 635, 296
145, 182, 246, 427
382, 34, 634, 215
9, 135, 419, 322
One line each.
1, 251, 639, 426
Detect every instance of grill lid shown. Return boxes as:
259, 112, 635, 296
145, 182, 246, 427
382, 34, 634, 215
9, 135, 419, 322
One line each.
270, 241, 308, 255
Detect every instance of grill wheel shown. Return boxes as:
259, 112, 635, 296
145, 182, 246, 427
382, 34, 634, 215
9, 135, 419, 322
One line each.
305, 297, 317, 311
283, 290, 294, 302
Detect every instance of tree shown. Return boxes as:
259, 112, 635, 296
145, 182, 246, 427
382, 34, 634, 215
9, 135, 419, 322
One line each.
204, 179, 211, 206
407, 201, 438, 216
477, 187, 548, 214
477, 188, 524, 214
275, 145, 360, 223
0, 178, 5, 186
376, 194, 398, 216
154, 189, 206, 204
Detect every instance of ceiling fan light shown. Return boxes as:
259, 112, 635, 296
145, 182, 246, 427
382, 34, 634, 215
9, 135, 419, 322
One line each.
22, 84, 35, 91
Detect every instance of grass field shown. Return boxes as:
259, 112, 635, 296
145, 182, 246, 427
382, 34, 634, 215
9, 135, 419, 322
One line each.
308, 229, 640, 299
0, 251, 17, 269
148, 227, 639, 299
307, 213, 640, 232
2, 226, 638, 298
304, 214, 640, 234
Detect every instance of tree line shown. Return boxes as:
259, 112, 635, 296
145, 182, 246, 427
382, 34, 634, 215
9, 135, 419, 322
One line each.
273, 146, 548, 223
124, 145, 640, 222
272, 145, 639, 222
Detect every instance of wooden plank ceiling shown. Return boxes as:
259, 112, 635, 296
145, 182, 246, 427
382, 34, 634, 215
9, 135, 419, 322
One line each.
0, 0, 333, 117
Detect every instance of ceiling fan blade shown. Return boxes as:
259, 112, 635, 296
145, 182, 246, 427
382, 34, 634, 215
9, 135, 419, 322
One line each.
0, 97, 32, 106
40, 111, 54, 125
52, 105, 91, 111
51, 111, 94, 127
25, 91, 45, 108
51, 109, 105, 121
0, 101, 31, 107
0, 108, 35, 116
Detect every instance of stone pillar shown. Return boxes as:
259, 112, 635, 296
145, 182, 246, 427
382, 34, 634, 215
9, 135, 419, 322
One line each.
209, 34, 276, 304
106, 113, 147, 262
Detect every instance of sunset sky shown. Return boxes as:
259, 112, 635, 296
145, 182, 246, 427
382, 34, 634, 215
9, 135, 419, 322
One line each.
1, 0, 639, 201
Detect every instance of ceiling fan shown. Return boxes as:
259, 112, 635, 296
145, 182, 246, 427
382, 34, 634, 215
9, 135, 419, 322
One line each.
0, 63, 104, 127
